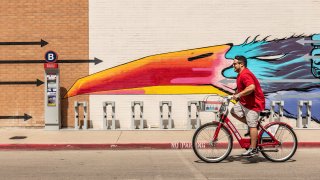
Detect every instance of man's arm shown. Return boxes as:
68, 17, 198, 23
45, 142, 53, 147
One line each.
233, 84, 255, 99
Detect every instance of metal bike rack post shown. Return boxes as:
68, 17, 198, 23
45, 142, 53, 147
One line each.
297, 100, 312, 128
103, 101, 116, 130
188, 101, 200, 129
160, 101, 172, 129
74, 101, 88, 130
270, 101, 284, 122
131, 101, 144, 129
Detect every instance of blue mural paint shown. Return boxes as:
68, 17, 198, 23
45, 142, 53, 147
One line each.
266, 88, 320, 123
223, 34, 320, 123
312, 34, 320, 45
225, 40, 266, 60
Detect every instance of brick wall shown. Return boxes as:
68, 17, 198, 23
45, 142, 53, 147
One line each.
0, 0, 89, 128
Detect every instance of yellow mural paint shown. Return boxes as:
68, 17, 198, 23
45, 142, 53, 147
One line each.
91, 85, 229, 96
142, 85, 228, 95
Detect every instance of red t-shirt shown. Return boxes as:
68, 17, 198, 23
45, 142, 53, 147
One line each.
237, 68, 265, 112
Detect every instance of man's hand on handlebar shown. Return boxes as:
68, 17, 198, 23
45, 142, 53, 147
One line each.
232, 94, 240, 101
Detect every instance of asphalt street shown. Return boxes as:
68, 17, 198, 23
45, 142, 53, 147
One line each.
0, 148, 319, 179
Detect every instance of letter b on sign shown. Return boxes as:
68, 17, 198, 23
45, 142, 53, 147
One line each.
45, 51, 58, 63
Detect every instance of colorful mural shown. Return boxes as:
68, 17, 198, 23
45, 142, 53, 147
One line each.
65, 34, 320, 123
223, 34, 320, 123
65, 44, 233, 96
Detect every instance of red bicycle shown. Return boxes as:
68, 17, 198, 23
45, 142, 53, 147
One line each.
192, 95, 298, 163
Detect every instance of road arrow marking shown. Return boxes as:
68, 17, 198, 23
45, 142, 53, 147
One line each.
302, 54, 320, 62
0, 39, 48, 47
219, 79, 236, 84
0, 57, 103, 65
0, 79, 44, 86
59, 58, 103, 65
0, 113, 32, 121
296, 38, 320, 45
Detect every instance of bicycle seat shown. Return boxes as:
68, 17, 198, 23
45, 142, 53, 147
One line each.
260, 110, 271, 117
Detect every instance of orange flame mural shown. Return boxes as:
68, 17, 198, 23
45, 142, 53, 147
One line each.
65, 44, 234, 98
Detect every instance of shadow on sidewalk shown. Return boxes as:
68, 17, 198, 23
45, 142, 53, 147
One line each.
194, 155, 297, 164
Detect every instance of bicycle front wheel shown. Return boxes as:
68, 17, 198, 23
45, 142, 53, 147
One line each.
192, 122, 233, 163
259, 123, 298, 162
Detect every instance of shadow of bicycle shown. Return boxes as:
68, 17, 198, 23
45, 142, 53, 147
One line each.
194, 155, 296, 164
227, 155, 267, 164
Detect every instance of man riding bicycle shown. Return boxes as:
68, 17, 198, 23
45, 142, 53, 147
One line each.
230, 55, 265, 157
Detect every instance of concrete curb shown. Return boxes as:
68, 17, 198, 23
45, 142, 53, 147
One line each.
0, 142, 319, 150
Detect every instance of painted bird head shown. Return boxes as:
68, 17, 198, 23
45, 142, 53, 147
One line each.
222, 35, 318, 93
65, 44, 235, 98
64, 34, 320, 123
65, 34, 319, 98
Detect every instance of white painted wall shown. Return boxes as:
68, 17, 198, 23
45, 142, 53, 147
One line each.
89, 0, 320, 129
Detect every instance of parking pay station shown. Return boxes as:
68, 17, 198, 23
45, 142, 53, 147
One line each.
44, 51, 61, 130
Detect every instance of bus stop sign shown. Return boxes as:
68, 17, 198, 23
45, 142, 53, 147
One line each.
45, 51, 58, 63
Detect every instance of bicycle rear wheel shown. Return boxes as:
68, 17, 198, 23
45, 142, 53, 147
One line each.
259, 123, 298, 162
192, 122, 233, 163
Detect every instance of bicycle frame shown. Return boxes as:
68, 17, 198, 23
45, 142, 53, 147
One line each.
213, 114, 282, 149
193, 95, 297, 163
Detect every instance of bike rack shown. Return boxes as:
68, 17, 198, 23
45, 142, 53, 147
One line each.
188, 101, 200, 129
297, 100, 312, 128
131, 101, 144, 129
270, 101, 284, 122
102, 101, 116, 130
74, 101, 88, 130
160, 101, 173, 129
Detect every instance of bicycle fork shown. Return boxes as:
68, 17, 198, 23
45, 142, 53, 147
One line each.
210, 122, 223, 146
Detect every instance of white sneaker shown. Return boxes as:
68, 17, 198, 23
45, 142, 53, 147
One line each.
241, 148, 258, 157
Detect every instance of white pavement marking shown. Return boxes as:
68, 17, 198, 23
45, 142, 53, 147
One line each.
176, 150, 207, 180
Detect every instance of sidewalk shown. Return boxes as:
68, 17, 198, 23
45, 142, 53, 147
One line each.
0, 128, 319, 150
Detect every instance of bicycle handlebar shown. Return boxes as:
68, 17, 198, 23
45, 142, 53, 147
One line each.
218, 95, 238, 115
222, 95, 233, 105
